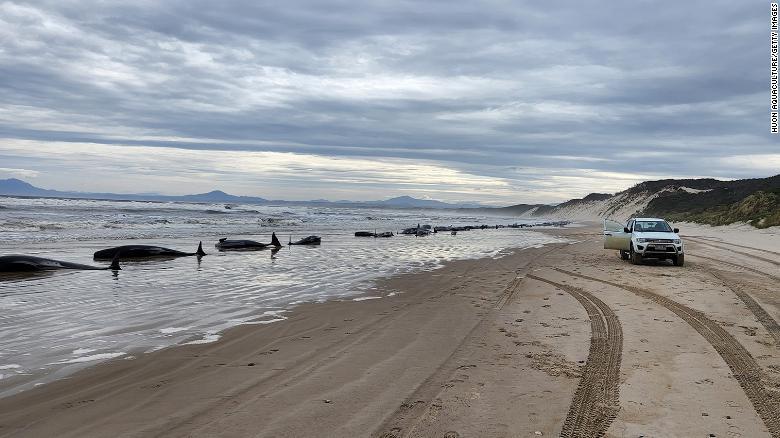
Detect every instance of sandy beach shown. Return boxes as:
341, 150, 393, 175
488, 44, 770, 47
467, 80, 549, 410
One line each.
1, 223, 778, 437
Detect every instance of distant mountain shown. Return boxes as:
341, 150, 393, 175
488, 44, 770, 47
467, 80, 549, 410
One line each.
175, 190, 268, 203
0, 179, 477, 210
0, 178, 60, 197
5, 175, 778, 227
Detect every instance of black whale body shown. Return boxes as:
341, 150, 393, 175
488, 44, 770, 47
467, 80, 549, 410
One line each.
216, 233, 282, 251
354, 231, 393, 238
0, 255, 120, 272
289, 235, 321, 245
94, 242, 205, 260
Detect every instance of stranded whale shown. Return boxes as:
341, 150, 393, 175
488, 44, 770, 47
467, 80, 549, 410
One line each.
0, 255, 120, 272
288, 235, 321, 245
215, 233, 282, 251
354, 231, 393, 238
94, 242, 206, 260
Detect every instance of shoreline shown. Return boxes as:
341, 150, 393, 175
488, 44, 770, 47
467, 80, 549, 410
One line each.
0, 225, 566, 397
1, 225, 778, 437
0, 229, 566, 399
0, 234, 571, 437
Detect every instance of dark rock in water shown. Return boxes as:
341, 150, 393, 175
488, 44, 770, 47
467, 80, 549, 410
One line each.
289, 235, 321, 245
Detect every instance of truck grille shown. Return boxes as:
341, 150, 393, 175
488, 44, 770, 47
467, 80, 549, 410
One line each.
649, 239, 673, 243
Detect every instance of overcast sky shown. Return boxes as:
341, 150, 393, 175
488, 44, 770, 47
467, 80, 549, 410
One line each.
0, 1, 776, 205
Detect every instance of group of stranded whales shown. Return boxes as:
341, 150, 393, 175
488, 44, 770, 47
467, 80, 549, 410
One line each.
0, 232, 321, 274
213, 233, 321, 250
0, 220, 572, 274
354, 220, 571, 239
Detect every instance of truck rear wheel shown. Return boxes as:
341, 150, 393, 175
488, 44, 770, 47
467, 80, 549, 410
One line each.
620, 250, 629, 260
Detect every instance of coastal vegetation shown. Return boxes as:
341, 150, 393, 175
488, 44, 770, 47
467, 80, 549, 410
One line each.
640, 176, 780, 228
656, 189, 780, 228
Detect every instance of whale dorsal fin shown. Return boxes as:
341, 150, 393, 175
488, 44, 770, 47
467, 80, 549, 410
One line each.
109, 252, 121, 271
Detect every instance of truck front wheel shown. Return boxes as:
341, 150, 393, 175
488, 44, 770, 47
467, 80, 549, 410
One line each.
674, 254, 685, 266
630, 246, 642, 265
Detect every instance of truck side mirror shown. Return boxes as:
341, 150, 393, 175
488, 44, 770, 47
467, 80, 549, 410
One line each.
673, 228, 679, 233
623, 227, 630, 233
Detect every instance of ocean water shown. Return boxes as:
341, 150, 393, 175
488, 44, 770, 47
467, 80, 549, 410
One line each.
0, 196, 566, 397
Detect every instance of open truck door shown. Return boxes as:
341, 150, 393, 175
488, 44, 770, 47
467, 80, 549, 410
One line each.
603, 219, 631, 251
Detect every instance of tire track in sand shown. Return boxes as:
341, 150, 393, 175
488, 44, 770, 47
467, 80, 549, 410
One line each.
372, 272, 530, 438
372, 245, 568, 438
687, 238, 780, 267
527, 275, 623, 438
687, 236, 780, 257
555, 268, 780, 437
688, 253, 780, 282
707, 269, 780, 346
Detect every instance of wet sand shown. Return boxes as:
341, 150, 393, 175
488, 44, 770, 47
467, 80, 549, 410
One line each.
1, 224, 778, 437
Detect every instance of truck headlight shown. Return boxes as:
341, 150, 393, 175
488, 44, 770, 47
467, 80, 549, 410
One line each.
673, 239, 681, 244
637, 238, 648, 243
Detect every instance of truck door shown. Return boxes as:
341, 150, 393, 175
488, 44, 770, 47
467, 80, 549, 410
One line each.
603, 219, 631, 250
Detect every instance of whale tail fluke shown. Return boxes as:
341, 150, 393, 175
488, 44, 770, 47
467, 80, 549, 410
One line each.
109, 252, 121, 271
196, 241, 206, 257
271, 232, 282, 248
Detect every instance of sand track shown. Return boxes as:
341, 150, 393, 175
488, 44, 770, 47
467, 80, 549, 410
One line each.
372, 273, 533, 438
371, 246, 566, 438
688, 236, 780, 257
688, 253, 780, 282
555, 268, 780, 437
687, 238, 780, 266
706, 269, 780, 346
527, 275, 622, 438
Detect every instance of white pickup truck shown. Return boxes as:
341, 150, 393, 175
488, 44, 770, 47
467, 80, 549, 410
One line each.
603, 217, 684, 266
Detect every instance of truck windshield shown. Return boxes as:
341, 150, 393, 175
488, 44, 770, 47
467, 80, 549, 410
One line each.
634, 221, 672, 232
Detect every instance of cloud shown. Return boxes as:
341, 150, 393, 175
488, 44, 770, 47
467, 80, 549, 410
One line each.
0, 139, 515, 203
0, 167, 40, 179
0, 0, 774, 204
